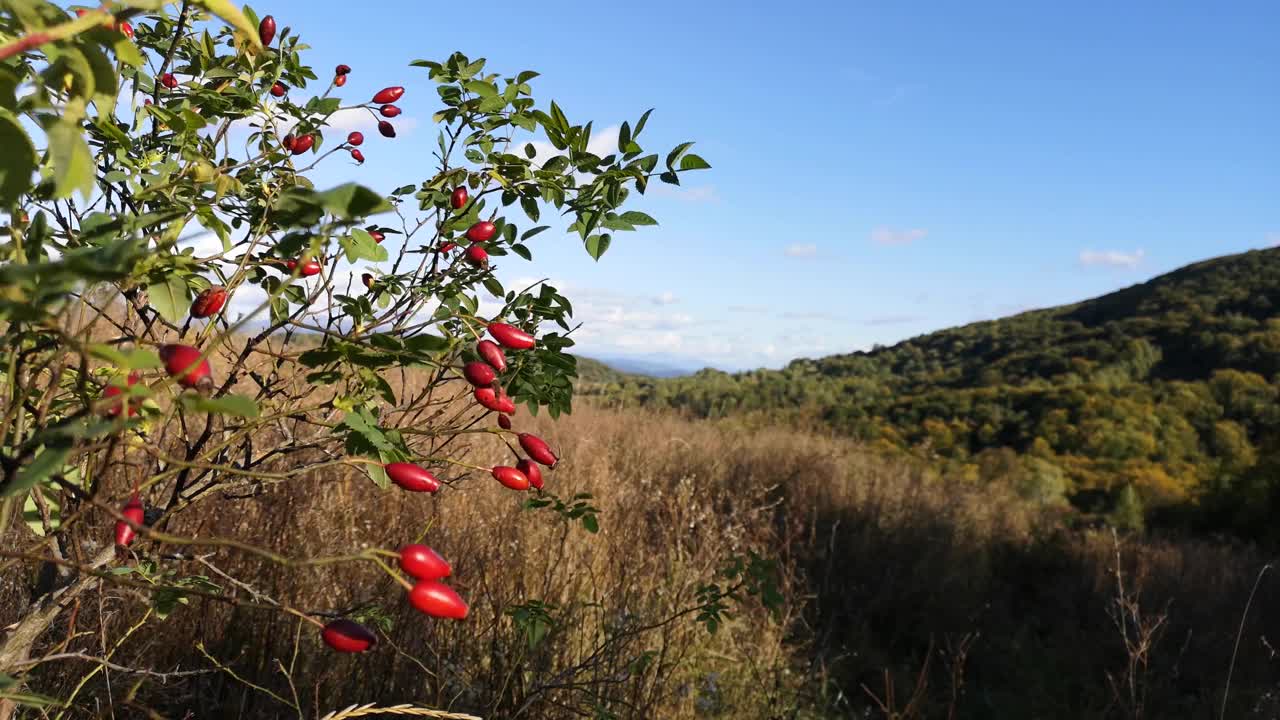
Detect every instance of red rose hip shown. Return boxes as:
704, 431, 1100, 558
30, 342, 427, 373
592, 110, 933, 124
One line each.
114, 494, 145, 547
487, 322, 535, 350
519, 433, 559, 468
334, 74, 347, 87
335, 64, 351, 76
290, 134, 314, 155
103, 372, 141, 418
371, 86, 405, 104
476, 340, 507, 373
399, 544, 451, 581
160, 73, 177, 89
367, 228, 385, 244
408, 580, 468, 620
286, 259, 322, 277
350, 148, 364, 163
517, 458, 544, 490
450, 187, 468, 210
347, 131, 364, 146
378, 121, 396, 138
492, 465, 530, 491
321, 620, 376, 653
466, 221, 496, 243
270, 82, 286, 97
159, 344, 212, 389
464, 245, 488, 267
497, 413, 512, 430
463, 361, 496, 387
379, 104, 401, 118
384, 463, 440, 493
258, 15, 276, 46
190, 286, 228, 319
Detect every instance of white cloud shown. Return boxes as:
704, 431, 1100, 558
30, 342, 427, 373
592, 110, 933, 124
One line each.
870, 227, 928, 246
229, 108, 417, 137
1266, 232, 1280, 248
865, 314, 923, 326
784, 243, 817, 258
652, 291, 678, 306
1079, 248, 1146, 269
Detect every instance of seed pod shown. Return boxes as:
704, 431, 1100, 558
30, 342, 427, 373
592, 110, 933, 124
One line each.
399, 544, 451, 581
517, 458, 544, 490
371, 86, 405, 104
408, 580, 468, 620
466, 221, 496, 243
190, 286, 228, 318
463, 362, 496, 387
321, 620, 376, 653
384, 463, 440, 493
159, 344, 212, 389
258, 15, 276, 46
378, 121, 396, 138
519, 433, 559, 468
487, 322, 536, 350
492, 465, 530, 491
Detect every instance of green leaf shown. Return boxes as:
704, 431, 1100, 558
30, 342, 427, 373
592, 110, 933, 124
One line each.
463, 79, 497, 97
679, 153, 712, 171
193, 0, 263, 51
2, 445, 71, 498
146, 275, 189, 325
618, 121, 631, 152
521, 226, 550, 241
585, 234, 611, 261
581, 513, 599, 533
87, 345, 162, 370
180, 394, 260, 418
340, 228, 389, 263
48, 120, 94, 201
619, 211, 658, 227
314, 183, 393, 220
665, 141, 695, 170
0, 108, 35, 206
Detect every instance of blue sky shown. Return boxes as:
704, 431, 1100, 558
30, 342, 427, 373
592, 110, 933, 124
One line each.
257, 0, 1279, 371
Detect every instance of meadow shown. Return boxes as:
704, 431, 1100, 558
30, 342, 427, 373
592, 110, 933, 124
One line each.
6, 399, 1278, 719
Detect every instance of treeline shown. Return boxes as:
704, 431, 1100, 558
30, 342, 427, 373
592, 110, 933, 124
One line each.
580, 248, 1280, 540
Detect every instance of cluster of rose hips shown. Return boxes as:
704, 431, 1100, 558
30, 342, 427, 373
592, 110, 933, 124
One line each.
318, 542, 466, 653
254, 15, 402, 165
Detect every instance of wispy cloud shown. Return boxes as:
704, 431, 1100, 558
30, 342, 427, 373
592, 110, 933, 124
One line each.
1079, 248, 1146, 269
865, 314, 923, 326
652, 291, 678, 306
870, 227, 928, 246
784, 243, 818, 258
649, 184, 720, 203
1266, 232, 1280, 248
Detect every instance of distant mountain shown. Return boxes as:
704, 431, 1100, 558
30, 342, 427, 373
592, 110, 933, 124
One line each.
576, 354, 699, 379
584, 248, 1280, 540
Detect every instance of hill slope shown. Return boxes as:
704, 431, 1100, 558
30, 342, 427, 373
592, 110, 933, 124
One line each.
585, 248, 1280, 536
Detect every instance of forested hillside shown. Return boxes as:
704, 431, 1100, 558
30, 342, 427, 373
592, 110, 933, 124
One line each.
582, 248, 1280, 538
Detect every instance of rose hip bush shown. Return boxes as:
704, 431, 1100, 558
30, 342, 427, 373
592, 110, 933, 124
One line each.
0, 1, 752, 715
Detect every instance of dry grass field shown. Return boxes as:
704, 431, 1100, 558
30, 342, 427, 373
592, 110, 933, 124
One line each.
5, 368, 1280, 718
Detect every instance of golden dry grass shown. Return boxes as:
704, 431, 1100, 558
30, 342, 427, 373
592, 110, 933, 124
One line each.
6, 381, 1280, 718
